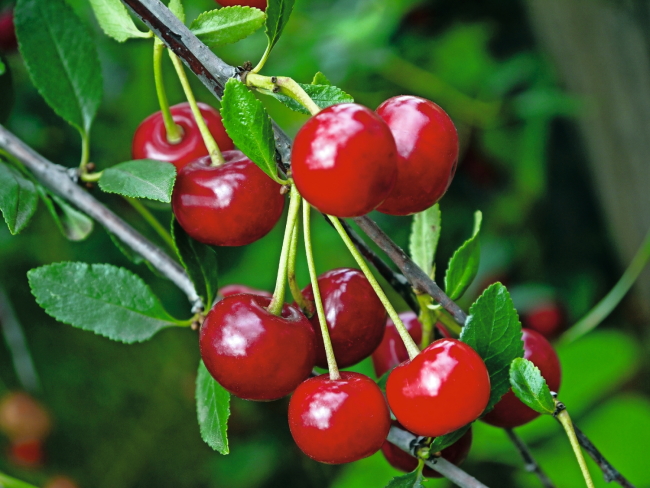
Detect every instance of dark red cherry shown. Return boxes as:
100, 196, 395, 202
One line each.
214, 0, 266, 10
200, 294, 316, 401
301, 268, 386, 368
376, 96, 458, 216
482, 328, 561, 428
172, 150, 285, 247
522, 302, 566, 340
8, 439, 43, 468
291, 103, 397, 217
288, 372, 390, 464
382, 424, 473, 478
132, 102, 234, 171
219, 284, 272, 298
371, 311, 422, 378
0, 10, 17, 53
386, 338, 490, 437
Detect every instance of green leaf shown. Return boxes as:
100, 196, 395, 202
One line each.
409, 204, 441, 278
36, 186, 94, 241
98, 160, 177, 203
172, 218, 219, 308
460, 282, 524, 413
445, 210, 482, 300
168, 0, 185, 23
0, 58, 5, 76
264, 0, 295, 52
0, 162, 38, 234
312, 71, 331, 85
509, 357, 556, 415
191, 6, 265, 48
196, 360, 230, 454
88, 0, 150, 42
108, 231, 144, 265
376, 368, 392, 393
221, 78, 280, 182
384, 470, 424, 488
270, 83, 354, 115
15, 0, 103, 136
28, 262, 179, 343
428, 423, 471, 453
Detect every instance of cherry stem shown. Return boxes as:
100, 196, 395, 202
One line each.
168, 52, 225, 166
246, 73, 321, 116
555, 405, 595, 488
125, 197, 175, 251
250, 42, 272, 75
267, 185, 303, 316
329, 216, 421, 360
417, 293, 435, 348
153, 40, 182, 144
287, 216, 315, 317
304, 202, 341, 380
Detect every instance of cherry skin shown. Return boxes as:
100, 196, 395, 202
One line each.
219, 284, 272, 298
214, 0, 266, 10
200, 294, 316, 401
8, 439, 43, 468
172, 150, 285, 247
288, 371, 390, 464
522, 302, 566, 340
376, 96, 459, 216
132, 102, 234, 171
0, 10, 17, 53
292, 103, 398, 217
482, 328, 561, 428
382, 424, 473, 478
386, 338, 490, 437
371, 311, 422, 378
301, 268, 386, 368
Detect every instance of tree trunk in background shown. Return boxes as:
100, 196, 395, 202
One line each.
525, 0, 650, 321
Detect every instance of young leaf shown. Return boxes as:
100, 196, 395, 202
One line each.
0, 162, 38, 235
50, 195, 94, 241
28, 262, 179, 343
312, 71, 331, 86
196, 360, 230, 454
98, 160, 177, 203
428, 423, 471, 453
409, 204, 441, 278
264, 0, 295, 52
15, 0, 103, 136
190, 7, 265, 48
221, 79, 280, 182
444, 210, 482, 300
510, 357, 555, 415
270, 83, 353, 115
88, 0, 150, 42
385, 469, 424, 488
460, 282, 524, 412
171, 218, 219, 308
168, 0, 185, 23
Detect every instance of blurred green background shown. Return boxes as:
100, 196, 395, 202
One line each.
0, 0, 649, 486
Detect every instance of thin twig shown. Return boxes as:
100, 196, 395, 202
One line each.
505, 429, 556, 488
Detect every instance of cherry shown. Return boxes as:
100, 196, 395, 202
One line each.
300, 268, 386, 368
200, 294, 316, 401
371, 311, 422, 378
172, 150, 285, 247
214, 0, 267, 10
382, 424, 473, 478
8, 439, 44, 468
291, 103, 398, 217
0, 391, 51, 442
44, 477, 80, 488
132, 102, 234, 171
0, 10, 17, 53
482, 328, 561, 428
522, 302, 566, 340
386, 338, 490, 437
375, 96, 458, 215
288, 371, 390, 464
219, 284, 272, 298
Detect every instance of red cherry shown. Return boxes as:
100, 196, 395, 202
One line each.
386, 338, 490, 437
371, 311, 422, 378
0, 391, 52, 442
172, 150, 285, 247
301, 268, 386, 368
214, 0, 266, 10
482, 328, 561, 428
200, 294, 316, 401
381, 424, 473, 478
8, 439, 44, 468
0, 10, 17, 53
132, 102, 234, 171
522, 302, 565, 340
288, 371, 390, 464
376, 96, 458, 215
292, 103, 398, 217
219, 284, 272, 298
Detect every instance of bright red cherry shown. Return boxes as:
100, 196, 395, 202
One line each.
372, 311, 422, 378
132, 102, 234, 171
301, 268, 386, 368
386, 338, 490, 437
214, 0, 266, 10
219, 284, 272, 298
288, 372, 390, 464
382, 424, 473, 478
200, 294, 316, 401
0, 10, 17, 53
522, 302, 565, 340
482, 328, 561, 428
376, 96, 458, 216
291, 103, 398, 217
172, 150, 285, 247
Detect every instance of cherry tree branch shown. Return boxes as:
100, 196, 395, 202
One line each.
505, 429, 556, 488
